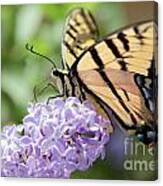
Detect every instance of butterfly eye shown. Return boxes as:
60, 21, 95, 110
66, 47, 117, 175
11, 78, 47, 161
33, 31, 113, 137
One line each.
52, 70, 59, 76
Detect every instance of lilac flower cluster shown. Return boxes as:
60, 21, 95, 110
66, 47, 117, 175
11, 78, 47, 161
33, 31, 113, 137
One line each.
1, 97, 111, 178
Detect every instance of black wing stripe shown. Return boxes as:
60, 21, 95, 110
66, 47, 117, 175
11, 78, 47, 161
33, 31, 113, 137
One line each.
118, 60, 128, 71
69, 24, 78, 34
104, 39, 122, 58
80, 8, 96, 34
88, 11, 99, 36
133, 26, 139, 35
133, 26, 144, 43
66, 30, 76, 40
121, 88, 130, 101
117, 32, 130, 51
76, 44, 83, 50
73, 17, 81, 26
63, 41, 77, 58
89, 47, 137, 124
89, 48, 104, 68
90, 48, 123, 102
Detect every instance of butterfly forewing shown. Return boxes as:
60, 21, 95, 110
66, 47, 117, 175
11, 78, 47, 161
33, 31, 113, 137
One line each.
77, 21, 157, 74
62, 8, 99, 69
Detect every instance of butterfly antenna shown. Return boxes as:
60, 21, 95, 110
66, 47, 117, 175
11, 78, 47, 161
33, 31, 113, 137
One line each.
25, 43, 57, 68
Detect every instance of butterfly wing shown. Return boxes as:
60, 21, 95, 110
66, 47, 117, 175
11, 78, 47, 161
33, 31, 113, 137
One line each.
62, 8, 99, 69
72, 21, 157, 131
78, 68, 153, 126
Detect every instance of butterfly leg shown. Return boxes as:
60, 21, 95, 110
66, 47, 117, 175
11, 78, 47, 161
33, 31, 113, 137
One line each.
33, 82, 58, 103
46, 94, 64, 105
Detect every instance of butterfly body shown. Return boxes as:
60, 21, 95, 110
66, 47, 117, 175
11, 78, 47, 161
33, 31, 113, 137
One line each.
50, 8, 157, 144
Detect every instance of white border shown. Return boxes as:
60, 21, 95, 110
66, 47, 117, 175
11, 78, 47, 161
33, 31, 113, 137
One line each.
0, 0, 162, 186
0, 0, 159, 5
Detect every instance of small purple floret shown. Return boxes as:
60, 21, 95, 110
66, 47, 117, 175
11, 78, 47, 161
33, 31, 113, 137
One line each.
1, 97, 111, 178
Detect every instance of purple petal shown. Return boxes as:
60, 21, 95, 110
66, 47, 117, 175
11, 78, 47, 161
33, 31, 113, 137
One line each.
20, 136, 32, 145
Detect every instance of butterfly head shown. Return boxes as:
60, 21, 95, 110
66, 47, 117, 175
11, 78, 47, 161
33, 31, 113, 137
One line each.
51, 68, 68, 78
135, 125, 157, 145
52, 68, 62, 77
50, 68, 68, 94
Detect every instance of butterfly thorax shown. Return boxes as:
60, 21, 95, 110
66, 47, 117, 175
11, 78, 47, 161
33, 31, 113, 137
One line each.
64, 73, 86, 101
51, 68, 86, 101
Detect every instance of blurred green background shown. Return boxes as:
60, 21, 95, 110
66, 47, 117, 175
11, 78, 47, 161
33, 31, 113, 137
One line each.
1, 2, 156, 180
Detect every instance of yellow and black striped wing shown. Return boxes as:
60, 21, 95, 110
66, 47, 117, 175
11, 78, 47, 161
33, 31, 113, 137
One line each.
62, 8, 99, 69
73, 21, 157, 130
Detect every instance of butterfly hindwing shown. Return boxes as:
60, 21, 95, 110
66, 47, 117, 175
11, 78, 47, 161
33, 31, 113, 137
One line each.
78, 68, 153, 126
